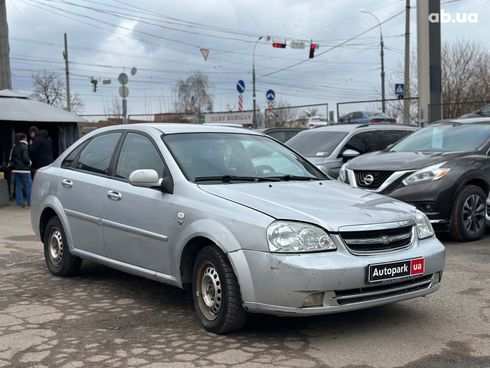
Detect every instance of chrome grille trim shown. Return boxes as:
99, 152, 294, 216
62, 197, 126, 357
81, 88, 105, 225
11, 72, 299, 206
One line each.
339, 226, 415, 255
344, 231, 412, 245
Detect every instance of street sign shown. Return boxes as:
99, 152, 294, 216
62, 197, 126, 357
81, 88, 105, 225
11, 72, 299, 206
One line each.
119, 85, 129, 98
236, 80, 245, 94
266, 89, 275, 101
290, 40, 305, 49
118, 72, 128, 85
200, 48, 209, 61
395, 83, 405, 96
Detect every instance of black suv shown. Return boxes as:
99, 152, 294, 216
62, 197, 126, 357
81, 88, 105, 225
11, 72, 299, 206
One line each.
340, 119, 490, 241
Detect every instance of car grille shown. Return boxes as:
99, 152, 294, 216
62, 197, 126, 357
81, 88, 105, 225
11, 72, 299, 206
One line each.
334, 274, 433, 305
340, 226, 413, 254
355, 170, 393, 189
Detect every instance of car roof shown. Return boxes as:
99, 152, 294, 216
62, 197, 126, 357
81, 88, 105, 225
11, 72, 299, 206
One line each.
433, 117, 490, 125
95, 123, 262, 135
256, 127, 305, 133
309, 124, 417, 133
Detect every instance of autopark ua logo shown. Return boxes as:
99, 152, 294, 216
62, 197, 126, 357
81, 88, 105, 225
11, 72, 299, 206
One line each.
428, 9, 479, 23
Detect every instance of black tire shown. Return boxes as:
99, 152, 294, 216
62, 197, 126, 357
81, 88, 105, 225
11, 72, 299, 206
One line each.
43, 217, 82, 276
450, 185, 487, 241
192, 246, 247, 334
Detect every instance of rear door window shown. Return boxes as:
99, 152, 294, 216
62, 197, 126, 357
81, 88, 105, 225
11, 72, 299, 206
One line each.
376, 130, 413, 150
342, 131, 379, 155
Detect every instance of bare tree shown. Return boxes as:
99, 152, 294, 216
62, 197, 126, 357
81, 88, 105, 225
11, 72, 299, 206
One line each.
305, 107, 319, 117
102, 97, 123, 117
174, 72, 213, 114
31, 70, 83, 113
388, 40, 490, 122
268, 98, 298, 127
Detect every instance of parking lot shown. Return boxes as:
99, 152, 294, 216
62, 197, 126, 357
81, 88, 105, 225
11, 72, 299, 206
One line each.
0, 206, 488, 368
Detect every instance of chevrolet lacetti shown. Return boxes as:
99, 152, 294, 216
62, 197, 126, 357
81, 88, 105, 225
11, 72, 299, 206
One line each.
31, 124, 445, 333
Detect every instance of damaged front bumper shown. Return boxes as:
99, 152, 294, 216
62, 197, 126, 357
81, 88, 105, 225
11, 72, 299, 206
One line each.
228, 235, 445, 316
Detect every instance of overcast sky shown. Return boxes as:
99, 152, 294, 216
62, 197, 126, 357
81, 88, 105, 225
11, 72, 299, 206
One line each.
5, 0, 490, 118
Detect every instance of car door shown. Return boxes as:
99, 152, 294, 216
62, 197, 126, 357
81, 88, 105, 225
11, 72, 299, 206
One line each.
102, 131, 172, 273
58, 132, 122, 255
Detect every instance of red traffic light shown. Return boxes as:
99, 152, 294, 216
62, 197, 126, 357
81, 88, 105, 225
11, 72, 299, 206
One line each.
309, 43, 319, 58
272, 42, 287, 49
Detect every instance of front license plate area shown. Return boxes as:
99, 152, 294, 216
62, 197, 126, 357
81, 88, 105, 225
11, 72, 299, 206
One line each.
368, 258, 424, 283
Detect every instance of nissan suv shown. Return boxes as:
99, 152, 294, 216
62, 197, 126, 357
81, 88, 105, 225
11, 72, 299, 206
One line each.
340, 118, 490, 241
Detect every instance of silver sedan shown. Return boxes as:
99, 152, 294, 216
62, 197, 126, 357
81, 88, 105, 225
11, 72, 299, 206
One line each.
31, 124, 445, 333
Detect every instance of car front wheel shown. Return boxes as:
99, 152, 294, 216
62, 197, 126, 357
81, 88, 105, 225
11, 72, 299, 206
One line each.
43, 217, 82, 276
450, 185, 487, 241
192, 246, 247, 334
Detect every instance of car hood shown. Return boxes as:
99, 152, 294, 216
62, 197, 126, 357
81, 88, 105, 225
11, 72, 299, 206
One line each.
347, 151, 465, 171
198, 180, 415, 232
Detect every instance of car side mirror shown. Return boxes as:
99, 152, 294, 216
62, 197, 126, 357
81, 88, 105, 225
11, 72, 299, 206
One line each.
342, 149, 360, 160
161, 174, 174, 194
128, 169, 162, 188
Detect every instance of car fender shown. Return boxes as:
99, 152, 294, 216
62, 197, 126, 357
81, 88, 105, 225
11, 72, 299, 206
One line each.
38, 195, 75, 251
171, 218, 254, 293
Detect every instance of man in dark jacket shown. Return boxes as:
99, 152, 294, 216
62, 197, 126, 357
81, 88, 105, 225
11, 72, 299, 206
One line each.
30, 129, 54, 170
11, 133, 32, 208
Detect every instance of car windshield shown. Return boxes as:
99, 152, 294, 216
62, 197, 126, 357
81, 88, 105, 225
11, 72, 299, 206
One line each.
162, 133, 326, 183
286, 131, 348, 157
391, 124, 490, 152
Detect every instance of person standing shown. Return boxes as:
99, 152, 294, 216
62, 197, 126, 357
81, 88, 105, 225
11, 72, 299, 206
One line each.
30, 129, 54, 171
11, 133, 32, 208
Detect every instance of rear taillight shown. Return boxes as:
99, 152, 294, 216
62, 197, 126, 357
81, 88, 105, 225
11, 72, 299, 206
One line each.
369, 119, 380, 124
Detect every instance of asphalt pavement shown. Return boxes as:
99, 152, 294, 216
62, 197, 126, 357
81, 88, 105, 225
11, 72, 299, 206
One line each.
0, 206, 489, 368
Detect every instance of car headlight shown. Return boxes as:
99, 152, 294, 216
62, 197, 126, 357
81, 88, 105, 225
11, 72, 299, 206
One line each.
416, 210, 435, 239
266, 221, 337, 253
402, 162, 450, 186
338, 163, 348, 182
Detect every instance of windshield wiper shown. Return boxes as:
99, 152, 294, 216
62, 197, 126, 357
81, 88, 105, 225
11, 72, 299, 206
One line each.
270, 175, 322, 181
195, 175, 281, 183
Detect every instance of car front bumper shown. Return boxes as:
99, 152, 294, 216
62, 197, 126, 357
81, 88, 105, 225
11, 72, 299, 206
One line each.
228, 235, 445, 316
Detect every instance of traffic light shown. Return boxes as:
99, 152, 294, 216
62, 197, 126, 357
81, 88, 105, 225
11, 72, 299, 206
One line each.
91, 78, 97, 92
272, 42, 286, 49
309, 42, 318, 59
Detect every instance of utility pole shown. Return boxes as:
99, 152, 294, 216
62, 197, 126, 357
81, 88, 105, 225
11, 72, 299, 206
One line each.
0, 0, 12, 90
361, 11, 385, 113
417, 0, 442, 126
403, 0, 411, 124
252, 36, 263, 128
63, 33, 71, 111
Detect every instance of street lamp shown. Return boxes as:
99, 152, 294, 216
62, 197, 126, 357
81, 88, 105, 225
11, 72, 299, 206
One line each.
252, 36, 263, 128
361, 11, 386, 113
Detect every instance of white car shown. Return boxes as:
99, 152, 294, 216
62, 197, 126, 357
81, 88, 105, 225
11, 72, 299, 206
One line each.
307, 116, 328, 128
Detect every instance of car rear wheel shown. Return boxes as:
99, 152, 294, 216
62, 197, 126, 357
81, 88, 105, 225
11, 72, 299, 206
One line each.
192, 246, 247, 334
43, 217, 82, 276
450, 185, 487, 241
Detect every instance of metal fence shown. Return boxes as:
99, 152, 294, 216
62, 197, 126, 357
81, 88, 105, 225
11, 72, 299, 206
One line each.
428, 101, 490, 120
264, 103, 330, 128
336, 98, 419, 125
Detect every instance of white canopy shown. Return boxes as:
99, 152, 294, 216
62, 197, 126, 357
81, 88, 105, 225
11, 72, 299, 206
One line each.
0, 89, 86, 123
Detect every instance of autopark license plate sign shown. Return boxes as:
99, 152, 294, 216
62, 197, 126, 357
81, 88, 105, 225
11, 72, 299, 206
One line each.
368, 258, 424, 283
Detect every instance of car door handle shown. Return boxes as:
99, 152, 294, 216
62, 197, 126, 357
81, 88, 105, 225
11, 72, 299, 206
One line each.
107, 190, 122, 201
61, 179, 73, 188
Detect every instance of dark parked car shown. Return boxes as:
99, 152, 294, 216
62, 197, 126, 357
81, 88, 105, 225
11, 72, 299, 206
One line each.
340, 118, 490, 241
286, 124, 417, 178
255, 127, 306, 143
338, 111, 396, 124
